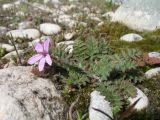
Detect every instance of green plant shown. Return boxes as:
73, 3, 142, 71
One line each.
49, 35, 144, 118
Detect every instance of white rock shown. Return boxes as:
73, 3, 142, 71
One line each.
0, 26, 8, 35
102, 12, 114, 18
6, 29, 40, 39
57, 41, 74, 53
28, 36, 50, 46
120, 33, 143, 42
90, 16, 101, 22
98, 22, 104, 26
128, 87, 149, 110
2, 3, 15, 10
0, 66, 65, 120
16, 11, 25, 16
57, 15, 76, 28
145, 67, 160, 78
79, 22, 87, 27
64, 33, 75, 40
44, 0, 60, 4
148, 52, 160, 58
32, 2, 54, 13
18, 21, 33, 29
2, 50, 24, 59
40, 23, 61, 35
89, 91, 113, 120
111, 0, 160, 31
0, 43, 14, 52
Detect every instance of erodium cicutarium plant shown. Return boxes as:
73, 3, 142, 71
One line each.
28, 39, 52, 71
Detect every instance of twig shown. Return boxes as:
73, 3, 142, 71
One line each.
69, 96, 80, 120
9, 34, 22, 65
92, 107, 114, 120
117, 98, 141, 120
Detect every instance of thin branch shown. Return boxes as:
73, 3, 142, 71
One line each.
117, 98, 141, 120
92, 107, 114, 120
9, 35, 22, 65
69, 96, 80, 120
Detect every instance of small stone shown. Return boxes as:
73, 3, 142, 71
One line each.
0, 43, 14, 52
2, 3, 15, 10
6, 29, 40, 39
145, 67, 160, 78
0, 26, 8, 35
148, 52, 160, 59
40, 23, 61, 35
28, 36, 50, 46
64, 33, 75, 40
102, 12, 114, 18
57, 15, 76, 28
79, 22, 87, 27
57, 41, 74, 53
120, 33, 143, 42
18, 21, 33, 29
128, 87, 149, 110
89, 91, 113, 120
2, 50, 24, 59
98, 22, 104, 26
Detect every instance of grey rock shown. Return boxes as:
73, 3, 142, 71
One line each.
120, 33, 143, 42
0, 66, 65, 120
89, 91, 113, 120
112, 0, 160, 31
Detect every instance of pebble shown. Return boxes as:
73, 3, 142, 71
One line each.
120, 33, 143, 42
0, 43, 14, 52
18, 21, 33, 30
148, 52, 160, 59
89, 91, 113, 120
128, 87, 149, 110
145, 67, 160, 78
40, 23, 61, 35
2, 50, 24, 59
6, 29, 40, 39
64, 33, 75, 40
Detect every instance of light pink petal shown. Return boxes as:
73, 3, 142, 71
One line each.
28, 54, 43, 65
43, 39, 50, 52
38, 57, 46, 71
45, 54, 52, 65
35, 43, 43, 53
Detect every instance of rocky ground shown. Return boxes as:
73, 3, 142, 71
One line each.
0, 0, 160, 120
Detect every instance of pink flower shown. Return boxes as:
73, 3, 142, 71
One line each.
28, 39, 52, 71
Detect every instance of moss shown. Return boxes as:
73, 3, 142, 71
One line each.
98, 21, 140, 41
0, 48, 6, 58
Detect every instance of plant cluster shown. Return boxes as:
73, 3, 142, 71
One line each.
28, 35, 145, 119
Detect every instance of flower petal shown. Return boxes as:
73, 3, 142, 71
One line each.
28, 54, 43, 65
45, 54, 52, 65
38, 57, 46, 71
43, 39, 50, 52
35, 43, 43, 53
